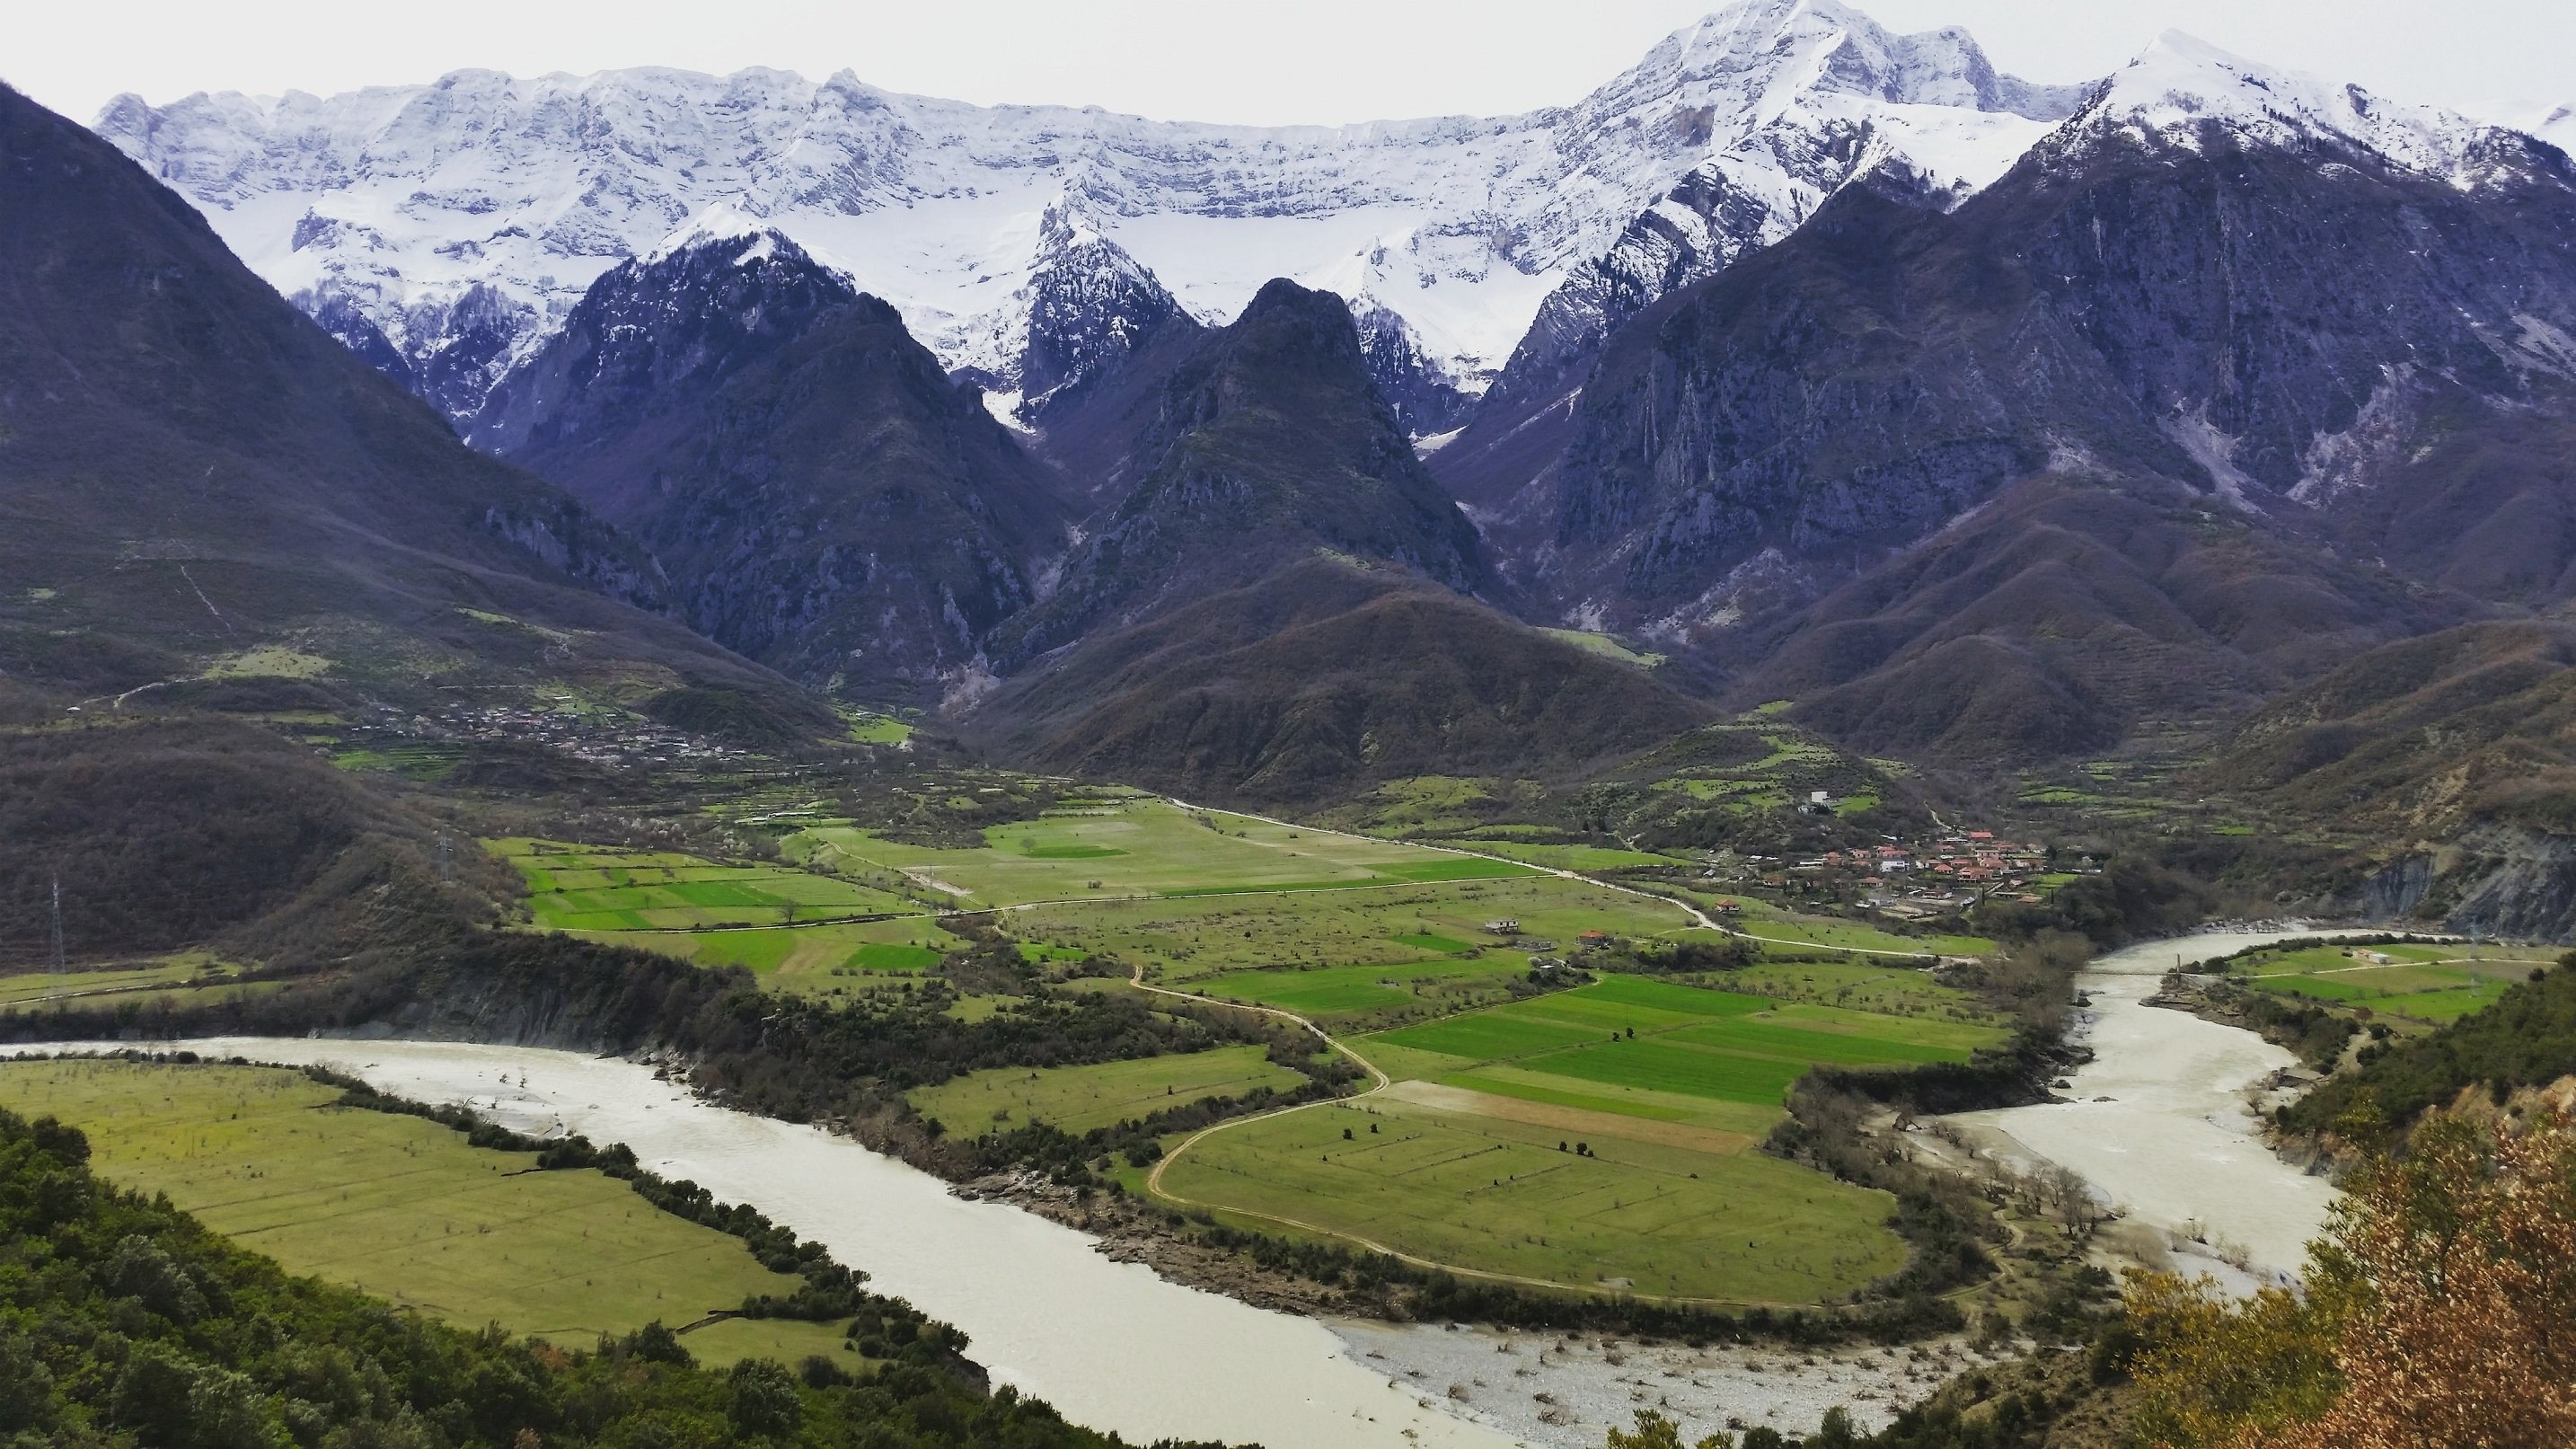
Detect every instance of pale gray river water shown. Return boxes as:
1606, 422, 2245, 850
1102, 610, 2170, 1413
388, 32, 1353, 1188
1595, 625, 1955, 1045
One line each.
1947, 929, 2360, 1282
4, 1038, 1522, 1449
6, 936, 2351, 1442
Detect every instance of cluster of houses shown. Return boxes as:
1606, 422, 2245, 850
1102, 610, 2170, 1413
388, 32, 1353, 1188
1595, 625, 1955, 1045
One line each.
1707, 827, 2086, 921
366, 702, 747, 768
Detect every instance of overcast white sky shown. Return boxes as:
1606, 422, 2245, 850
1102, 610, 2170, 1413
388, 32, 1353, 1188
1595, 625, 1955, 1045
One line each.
7, 0, 2570, 130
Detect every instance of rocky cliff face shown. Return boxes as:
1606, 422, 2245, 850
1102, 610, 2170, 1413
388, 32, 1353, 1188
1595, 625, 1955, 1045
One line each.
997, 280, 1490, 662
1498, 35, 2576, 639
1011, 205, 1191, 417
472, 217, 1072, 693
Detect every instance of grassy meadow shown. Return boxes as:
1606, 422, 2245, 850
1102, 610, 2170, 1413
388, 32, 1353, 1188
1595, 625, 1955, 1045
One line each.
1150, 974, 2010, 1303
1154, 1092, 1906, 1304
0, 956, 287, 1016
0, 1058, 860, 1370
787, 794, 1535, 909
490, 837, 959, 996
907, 1046, 1305, 1136
1011, 873, 1691, 986
2231, 941, 2559, 1027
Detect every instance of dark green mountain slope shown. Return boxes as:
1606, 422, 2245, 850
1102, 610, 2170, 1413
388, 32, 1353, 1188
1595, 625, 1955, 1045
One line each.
997, 279, 1491, 663
0, 83, 799, 720
1742, 478, 2473, 761
974, 556, 1709, 807
472, 234, 1072, 693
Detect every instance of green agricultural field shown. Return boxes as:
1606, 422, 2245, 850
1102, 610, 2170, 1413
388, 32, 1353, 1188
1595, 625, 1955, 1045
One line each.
494, 837, 921, 930
1719, 959, 2001, 1023
790, 797, 1534, 909
566, 917, 966, 996
2228, 941, 2557, 1026
493, 838, 955, 994
1361, 975, 2007, 1118
1453, 840, 1691, 872
2247, 970, 2511, 1023
1151, 971, 2007, 1300
1008, 873, 1692, 984
909, 1046, 1306, 1136
0, 1059, 860, 1370
843, 711, 913, 745
1189, 959, 1531, 1020
1673, 899, 1990, 959
1154, 1096, 1905, 1305
0, 957, 228, 1009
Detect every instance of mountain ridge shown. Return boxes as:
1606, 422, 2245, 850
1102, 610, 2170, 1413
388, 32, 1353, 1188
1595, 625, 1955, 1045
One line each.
0, 79, 809, 730
88, 0, 2083, 428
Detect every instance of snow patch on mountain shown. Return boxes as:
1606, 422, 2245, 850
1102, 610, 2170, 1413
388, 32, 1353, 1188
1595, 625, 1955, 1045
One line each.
2532, 104, 2576, 156
92, 0, 2089, 426
2078, 31, 2501, 181
643, 198, 781, 264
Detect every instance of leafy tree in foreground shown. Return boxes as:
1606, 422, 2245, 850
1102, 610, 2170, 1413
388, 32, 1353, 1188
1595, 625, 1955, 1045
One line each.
2130, 1110, 2576, 1447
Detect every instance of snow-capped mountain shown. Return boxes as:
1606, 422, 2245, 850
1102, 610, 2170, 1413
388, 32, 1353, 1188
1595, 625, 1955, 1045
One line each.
2069, 30, 2528, 179
1501, 28, 2576, 657
2535, 103, 2576, 155
91, 0, 2080, 428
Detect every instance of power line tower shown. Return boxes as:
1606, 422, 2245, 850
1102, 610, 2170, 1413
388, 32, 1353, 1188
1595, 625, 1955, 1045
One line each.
437, 834, 454, 884
49, 873, 66, 972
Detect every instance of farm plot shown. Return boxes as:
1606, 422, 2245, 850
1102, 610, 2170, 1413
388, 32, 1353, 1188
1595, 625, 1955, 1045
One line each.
2232, 941, 2556, 1026
1188, 959, 1530, 1019
0, 1059, 860, 1371
1718, 960, 1998, 1024
1363, 975, 2007, 1122
494, 837, 920, 930
492, 838, 956, 994
790, 796, 1534, 910
1009, 873, 1693, 985
1155, 1096, 1905, 1305
908, 1046, 1306, 1137
570, 917, 966, 997
1151, 972, 2007, 1299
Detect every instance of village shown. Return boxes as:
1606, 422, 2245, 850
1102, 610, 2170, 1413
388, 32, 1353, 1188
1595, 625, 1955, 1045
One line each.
357, 700, 754, 770
1699, 808, 2086, 925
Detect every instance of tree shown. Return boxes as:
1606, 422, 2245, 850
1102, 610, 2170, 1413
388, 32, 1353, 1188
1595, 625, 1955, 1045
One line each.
2130, 1109, 2576, 1446
1601, 1409, 1735, 1449
727, 1357, 804, 1439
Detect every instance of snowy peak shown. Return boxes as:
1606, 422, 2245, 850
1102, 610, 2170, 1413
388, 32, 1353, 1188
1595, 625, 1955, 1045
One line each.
2532, 103, 2576, 155
466, 210, 862, 460
1016, 199, 1187, 411
2070, 31, 2502, 181
642, 197, 803, 267
1594, 0, 2084, 127
91, 0, 2101, 432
